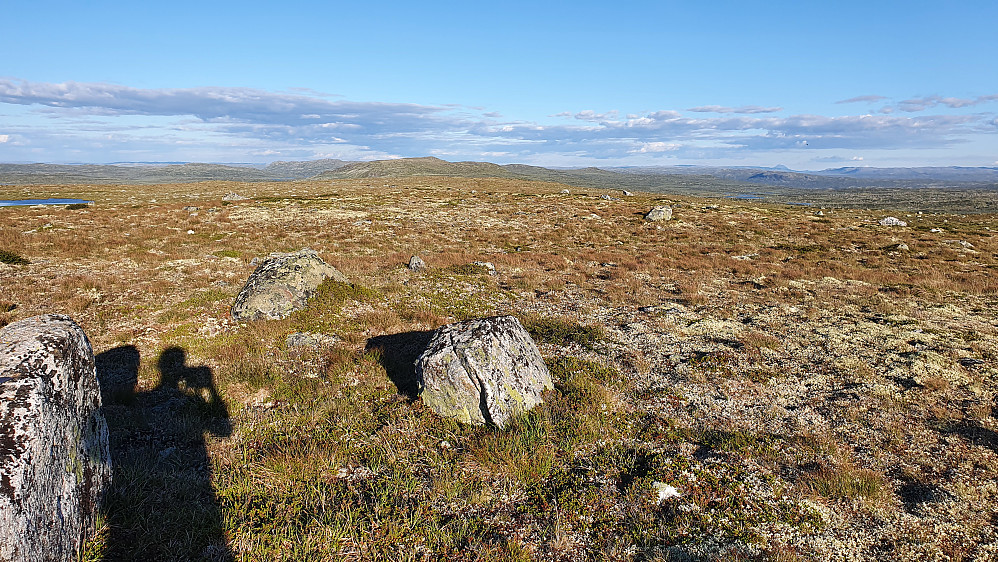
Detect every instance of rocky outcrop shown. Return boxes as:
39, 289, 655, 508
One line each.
231, 249, 347, 321
415, 316, 552, 427
0, 314, 111, 562
879, 216, 907, 226
645, 206, 673, 221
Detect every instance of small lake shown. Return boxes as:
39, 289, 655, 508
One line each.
0, 198, 93, 207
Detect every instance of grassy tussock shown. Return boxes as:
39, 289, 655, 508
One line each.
518, 314, 605, 350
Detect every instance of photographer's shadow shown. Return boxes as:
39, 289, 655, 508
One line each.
97, 345, 233, 561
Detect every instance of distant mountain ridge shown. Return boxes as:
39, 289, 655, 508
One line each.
263, 159, 351, 179
2, 159, 997, 193
316, 157, 515, 179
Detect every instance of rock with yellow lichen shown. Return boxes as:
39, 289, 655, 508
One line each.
415, 315, 552, 427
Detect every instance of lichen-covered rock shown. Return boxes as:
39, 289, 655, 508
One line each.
286, 332, 340, 349
879, 216, 907, 226
645, 206, 673, 221
231, 249, 347, 321
0, 314, 111, 562
407, 255, 427, 271
415, 315, 552, 427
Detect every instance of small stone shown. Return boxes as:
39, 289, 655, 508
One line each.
286, 332, 340, 349
182, 206, 199, 211
645, 206, 673, 221
622, 190, 634, 196
815, 210, 824, 216
600, 194, 613, 200
472, 261, 496, 275
560, 189, 570, 194
879, 216, 907, 226
186, 229, 195, 235
407, 255, 427, 271
222, 193, 248, 201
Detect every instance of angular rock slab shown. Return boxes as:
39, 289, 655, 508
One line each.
0, 314, 111, 562
645, 206, 673, 221
415, 315, 552, 427
231, 249, 347, 321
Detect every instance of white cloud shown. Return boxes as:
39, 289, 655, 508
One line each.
893, 94, 998, 112
687, 105, 782, 114
0, 78, 995, 165
836, 95, 887, 104
574, 110, 619, 121
631, 142, 680, 153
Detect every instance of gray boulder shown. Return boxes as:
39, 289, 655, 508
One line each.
407, 255, 427, 271
645, 206, 673, 221
879, 216, 907, 226
415, 315, 552, 427
0, 314, 111, 562
231, 249, 347, 321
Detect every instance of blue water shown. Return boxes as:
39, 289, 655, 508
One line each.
0, 198, 93, 207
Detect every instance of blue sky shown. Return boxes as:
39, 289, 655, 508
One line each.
2, 0, 997, 168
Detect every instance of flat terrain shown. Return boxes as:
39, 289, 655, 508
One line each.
1, 178, 996, 561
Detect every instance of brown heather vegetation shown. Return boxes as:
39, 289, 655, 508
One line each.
1, 177, 997, 561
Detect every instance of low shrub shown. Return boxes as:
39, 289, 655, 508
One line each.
0, 250, 29, 265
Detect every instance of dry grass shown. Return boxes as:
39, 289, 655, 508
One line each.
3, 177, 997, 560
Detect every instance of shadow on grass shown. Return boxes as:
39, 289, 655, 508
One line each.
931, 417, 998, 455
96, 345, 233, 561
365, 330, 434, 400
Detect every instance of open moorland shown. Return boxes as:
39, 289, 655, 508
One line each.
1, 177, 996, 561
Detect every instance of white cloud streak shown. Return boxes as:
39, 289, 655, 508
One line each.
687, 105, 783, 114
836, 95, 887, 104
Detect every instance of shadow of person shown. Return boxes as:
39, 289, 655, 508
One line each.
365, 330, 435, 400
97, 345, 233, 561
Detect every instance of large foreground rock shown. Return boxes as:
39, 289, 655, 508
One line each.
415, 316, 553, 427
0, 314, 111, 562
232, 249, 347, 321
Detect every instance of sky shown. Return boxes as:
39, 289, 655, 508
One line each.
2, 0, 997, 169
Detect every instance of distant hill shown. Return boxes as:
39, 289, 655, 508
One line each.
263, 159, 351, 179
0, 162, 277, 184
816, 166, 998, 181
1, 159, 995, 198
315, 157, 515, 179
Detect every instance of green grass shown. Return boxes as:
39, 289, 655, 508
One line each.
518, 314, 605, 349
178, 288, 232, 309
806, 467, 886, 502
446, 263, 493, 275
